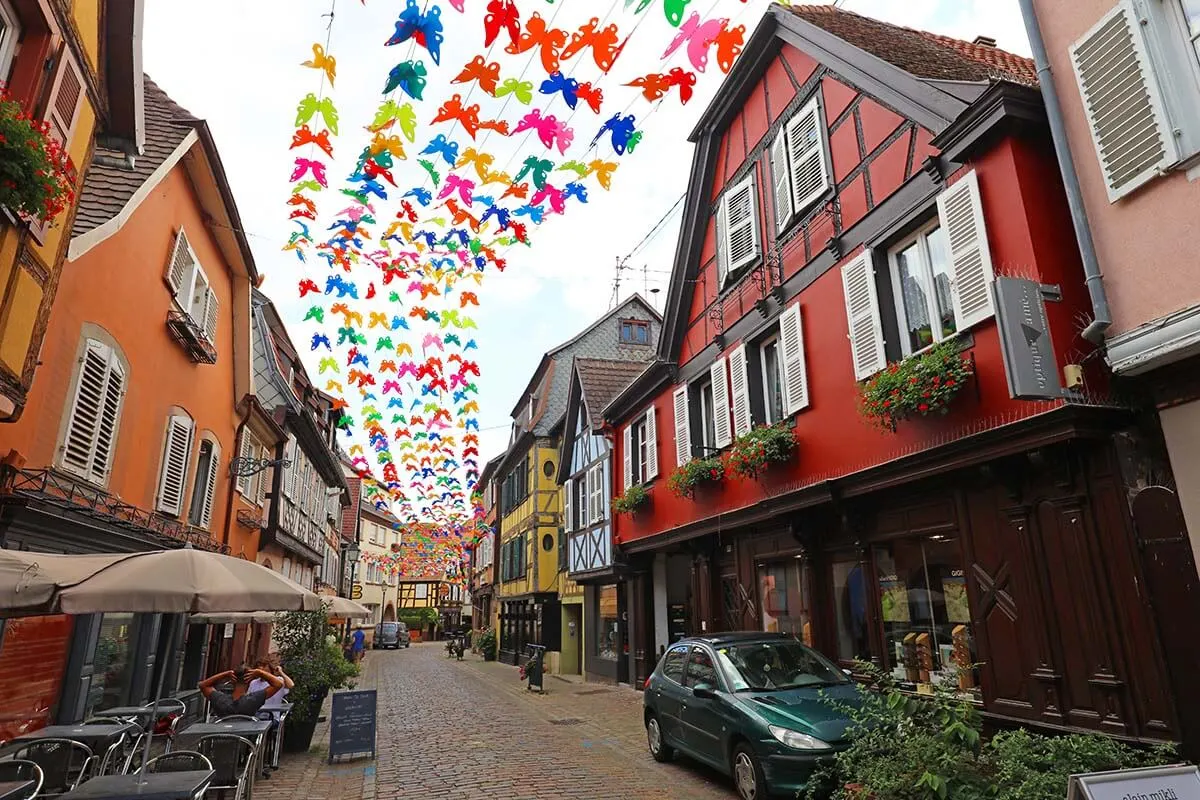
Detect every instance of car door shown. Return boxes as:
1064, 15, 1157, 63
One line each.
680, 645, 732, 769
651, 645, 690, 749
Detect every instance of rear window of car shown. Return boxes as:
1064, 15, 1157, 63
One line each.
395, 622, 407, 632
380, 623, 399, 633
661, 646, 688, 683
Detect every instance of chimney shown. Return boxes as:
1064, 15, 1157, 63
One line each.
973, 35, 997, 47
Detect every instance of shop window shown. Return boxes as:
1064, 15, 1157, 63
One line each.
757, 561, 813, 646
872, 536, 979, 696
85, 613, 135, 718
831, 559, 870, 664
684, 647, 720, 688
596, 586, 620, 661
661, 644, 688, 684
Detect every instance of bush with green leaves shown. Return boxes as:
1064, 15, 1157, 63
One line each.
273, 605, 359, 725
397, 606, 439, 628
476, 627, 497, 660
613, 483, 650, 514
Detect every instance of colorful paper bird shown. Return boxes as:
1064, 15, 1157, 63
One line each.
662, 12, 726, 72
300, 42, 337, 85
384, 60, 428, 100
504, 12, 567, 75
453, 55, 501, 95
290, 125, 334, 158
295, 93, 339, 134
386, 0, 445, 65
483, 0, 521, 47
561, 17, 624, 72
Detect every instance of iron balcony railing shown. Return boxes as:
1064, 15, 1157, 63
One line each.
166, 310, 217, 365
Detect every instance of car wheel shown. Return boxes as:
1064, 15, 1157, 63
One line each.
645, 714, 674, 763
732, 744, 767, 800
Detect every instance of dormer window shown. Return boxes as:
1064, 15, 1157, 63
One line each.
620, 319, 650, 345
770, 96, 832, 232
715, 170, 761, 287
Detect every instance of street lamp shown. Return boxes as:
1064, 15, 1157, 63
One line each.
341, 541, 361, 638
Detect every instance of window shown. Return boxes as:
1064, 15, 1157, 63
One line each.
889, 223, 956, 356
661, 645, 688, 683
759, 336, 784, 424
84, 613, 134, 718
715, 172, 761, 286
165, 230, 219, 345
832, 559, 870, 664
155, 414, 195, 517
620, 319, 650, 345
0, 0, 19, 82
698, 378, 717, 451
758, 561, 813, 646
500, 457, 529, 515
672, 385, 692, 467
684, 647, 720, 688
597, 585, 620, 660
575, 478, 588, 529
770, 95, 831, 231
588, 463, 604, 523
236, 431, 268, 505
187, 439, 220, 528
622, 407, 658, 489
60, 338, 127, 485
1182, 0, 1200, 62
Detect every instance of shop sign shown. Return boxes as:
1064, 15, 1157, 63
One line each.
351, 583, 363, 600
1067, 764, 1200, 800
992, 276, 1064, 400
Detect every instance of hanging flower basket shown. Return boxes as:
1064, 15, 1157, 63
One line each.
0, 89, 76, 224
613, 484, 651, 514
859, 339, 974, 431
727, 423, 797, 479
667, 456, 725, 499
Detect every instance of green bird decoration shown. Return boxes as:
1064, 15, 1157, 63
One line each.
418, 158, 441, 186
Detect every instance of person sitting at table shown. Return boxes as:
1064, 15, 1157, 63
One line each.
198, 663, 283, 718
249, 655, 293, 775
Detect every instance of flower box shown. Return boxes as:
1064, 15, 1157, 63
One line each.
0, 88, 76, 225
727, 423, 797, 479
667, 456, 725, 499
613, 484, 651, 514
859, 339, 974, 431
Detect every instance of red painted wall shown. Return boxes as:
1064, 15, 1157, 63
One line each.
614, 48, 1092, 547
0, 616, 73, 740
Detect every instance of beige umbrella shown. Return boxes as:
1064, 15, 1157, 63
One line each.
0, 550, 138, 613
190, 596, 371, 624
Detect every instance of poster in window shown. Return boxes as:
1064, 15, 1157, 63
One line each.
878, 575, 910, 623
942, 571, 970, 624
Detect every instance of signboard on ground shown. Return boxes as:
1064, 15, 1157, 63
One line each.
1067, 764, 1200, 800
992, 276, 1064, 400
328, 689, 376, 764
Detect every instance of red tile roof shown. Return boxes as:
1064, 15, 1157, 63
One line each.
782, 4, 1037, 86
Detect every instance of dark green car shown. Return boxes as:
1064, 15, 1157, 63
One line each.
643, 633, 859, 799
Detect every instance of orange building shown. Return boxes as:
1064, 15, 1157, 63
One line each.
0, 76, 274, 732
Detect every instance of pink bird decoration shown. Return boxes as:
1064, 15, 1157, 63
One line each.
422, 333, 445, 351
290, 157, 328, 187
531, 183, 566, 214
437, 174, 476, 204
662, 12, 727, 72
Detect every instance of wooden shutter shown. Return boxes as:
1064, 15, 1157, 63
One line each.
841, 250, 887, 380
199, 442, 221, 529
91, 358, 125, 484
715, 200, 729, 287
157, 415, 194, 516
710, 358, 732, 449
622, 425, 633, 491
284, 436, 297, 498
722, 173, 759, 278
936, 171, 996, 329
644, 406, 658, 480
61, 340, 125, 484
166, 231, 195, 295
590, 464, 603, 522
236, 434, 253, 496
779, 304, 811, 415
1070, 0, 1176, 202
202, 289, 219, 345
728, 344, 753, 436
770, 129, 793, 230
45, 50, 84, 146
672, 385, 691, 466
786, 98, 831, 214
563, 477, 573, 532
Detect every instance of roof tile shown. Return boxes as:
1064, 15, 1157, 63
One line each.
575, 358, 652, 428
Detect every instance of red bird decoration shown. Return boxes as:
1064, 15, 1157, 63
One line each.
477, 118, 511, 137
576, 82, 604, 114
298, 279, 320, 297
431, 94, 481, 139
459, 291, 480, 308
290, 125, 334, 158
452, 55, 501, 96
626, 67, 697, 104
505, 12, 567, 75
483, 0, 521, 48
444, 199, 481, 232
501, 182, 529, 201
561, 17, 625, 72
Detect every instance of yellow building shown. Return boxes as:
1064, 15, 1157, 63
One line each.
0, 0, 142, 420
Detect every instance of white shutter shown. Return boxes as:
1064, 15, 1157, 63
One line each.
199, 442, 221, 529
710, 358, 732, 449
583, 467, 594, 525
284, 436, 297, 498
644, 406, 658, 480
590, 464, 604, 522
156, 415, 194, 516
728, 344, 752, 436
166, 231, 194, 295
563, 477, 573, 531
786, 98, 830, 214
1070, 0, 1176, 202
715, 201, 729, 287
202, 288, 219, 344
779, 304, 810, 415
622, 425, 633, 491
61, 340, 125, 484
672, 385, 691, 466
92, 359, 125, 483
841, 250, 887, 380
936, 171, 996, 330
770, 129, 793, 230
236, 434, 253, 496
722, 173, 760, 278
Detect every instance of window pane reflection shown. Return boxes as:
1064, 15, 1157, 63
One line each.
87, 613, 134, 717
895, 242, 932, 352
925, 226, 957, 341
757, 561, 812, 646
832, 560, 869, 663
597, 585, 619, 661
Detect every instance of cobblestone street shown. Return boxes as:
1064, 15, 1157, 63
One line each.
255, 642, 737, 800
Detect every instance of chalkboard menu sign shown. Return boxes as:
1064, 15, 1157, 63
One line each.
328, 689, 377, 764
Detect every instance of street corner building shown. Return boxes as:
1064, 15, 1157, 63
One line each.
597, 2, 1200, 759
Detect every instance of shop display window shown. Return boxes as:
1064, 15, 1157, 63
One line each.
757, 560, 813, 646
597, 585, 620, 661
85, 613, 135, 717
832, 559, 870, 663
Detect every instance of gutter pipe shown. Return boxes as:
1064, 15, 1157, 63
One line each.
1017, 0, 1113, 344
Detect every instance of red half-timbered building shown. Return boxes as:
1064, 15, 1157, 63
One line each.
605, 3, 1194, 754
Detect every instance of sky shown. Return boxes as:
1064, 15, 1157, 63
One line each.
143, 0, 1032, 487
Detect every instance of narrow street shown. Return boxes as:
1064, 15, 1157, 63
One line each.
257, 643, 736, 800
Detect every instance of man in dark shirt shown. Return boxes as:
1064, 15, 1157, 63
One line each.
199, 664, 284, 717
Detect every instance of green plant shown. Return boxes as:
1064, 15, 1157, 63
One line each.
613, 484, 650, 514
273, 606, 359, 725
396, 606, 438, 628
476, 627, 497, 660
859, 340, 974, 431
727, 423, 796, 479
667, 456, 725, 498
0, 89, 76, 223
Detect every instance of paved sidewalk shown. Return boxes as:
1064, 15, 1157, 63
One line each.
254, 642, 735, 800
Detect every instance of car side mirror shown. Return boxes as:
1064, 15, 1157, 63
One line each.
692, 683, 718, 700
842, 669, 853, 677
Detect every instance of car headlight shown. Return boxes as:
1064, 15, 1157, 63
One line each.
768, 725, 833, 751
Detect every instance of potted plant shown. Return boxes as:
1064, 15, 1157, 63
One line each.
859, 339, 974, 431
613, 484, 651, 514
274, 605, 359, 753
727, 423, 797, 479
667, 456, 726, 498
476, 627, 497, 661
0, 88, 76, 224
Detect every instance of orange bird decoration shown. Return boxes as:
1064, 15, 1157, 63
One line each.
452, 55, 501, 95
301, 43, 337, 86
290, 125, 334, 158
505, 12, 568, 75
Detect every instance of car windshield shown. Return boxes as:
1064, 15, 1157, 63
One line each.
715, 640, 849, 692
381, 623, 398, 633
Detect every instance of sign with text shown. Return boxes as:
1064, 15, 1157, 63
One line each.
992, 276, 1064, 400
1068, 764, 1200, 800
328, 689, 376, 764
351, 583, 363, 600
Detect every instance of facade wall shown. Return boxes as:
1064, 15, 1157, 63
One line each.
1160, 399, 1200, 568
0, 615, 74, 740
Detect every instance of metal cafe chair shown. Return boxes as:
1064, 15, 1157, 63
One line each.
195, 735, 255, 800
141, 750, 213, 775
0, 758, 44, 800
2, 738, 95, 797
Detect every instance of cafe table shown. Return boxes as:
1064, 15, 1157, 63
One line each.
174, 718, 271, 798
2, 722, 138, 772
59, 769, 213, 800
0, 780, 34, 800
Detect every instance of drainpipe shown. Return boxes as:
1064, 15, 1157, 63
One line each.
1018, 0, 1112, 344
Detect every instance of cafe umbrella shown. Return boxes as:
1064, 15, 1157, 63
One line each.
189, 595, 372, 624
